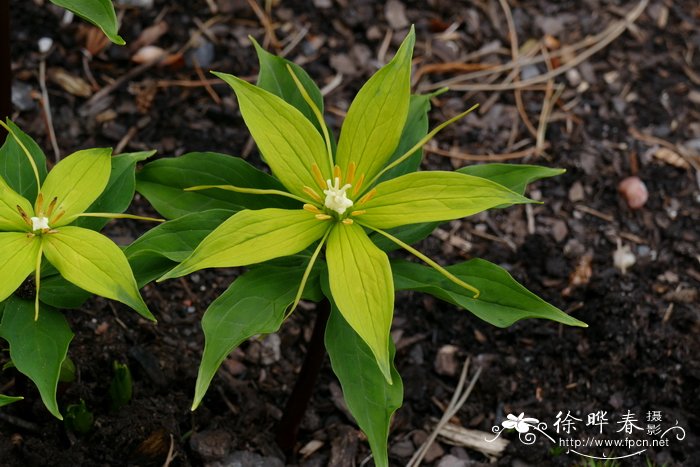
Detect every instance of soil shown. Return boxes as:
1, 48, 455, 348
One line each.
2, 1, 699, 466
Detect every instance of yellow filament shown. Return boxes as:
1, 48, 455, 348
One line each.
17, 205, 31, 227
315, 214, 332, 220
303, 186, 322, 202
345, 162, 356, 185
342, 218, 353, 225
35, 193, 44, 215
352, 174, 365, 195
333, 165, 341, 181
51, 210, 65, 225
311, 164, 327, 190
303, 204, 322, 214
350, 209, 366, 217
357, 188, 377, 206
46, 197, 58, 217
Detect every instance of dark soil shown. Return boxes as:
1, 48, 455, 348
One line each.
2, 1, 699, 466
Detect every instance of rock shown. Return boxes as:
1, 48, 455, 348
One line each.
260, 334, 281, 365
330, 54, 358, 76
434, 344, 460, 376
618, 176, 648, 209
190, 430, 232, 462
568, 181, 585, 202
209, 451, 284, 467
437, 454, 469, 467
389, 440, 414, 458
385, 0, 409, 30
312, 0, 332, 7
187, 38, 216, 68
11, 82, 36, 112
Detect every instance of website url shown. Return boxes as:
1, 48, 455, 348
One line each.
558, 438, 670, 449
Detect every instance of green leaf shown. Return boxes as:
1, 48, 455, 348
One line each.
39, 275, 91, 309
392, 258, 588, 328
42, 226, 154, 321
193, 264, 309, 409
212, 72, 331, 198
376, 93, 432, 184
360, 171, 531, 229
125, 209, 233, 286
0, 233, 40, 302
0, 175, 34, 231
49, 0, 125, 45
335, 27, 415, 184
136, 152, 295, 219
161, 208, 328, 280
0, 394, 23, 408
0, 119, 48, 200
325, 304, 402, 467
38, 148, 112, 226
458, 164, 565, 196
253, 38, 326, 134
75, 150, 155, 231
64, 399, 94, 433
0, 296, 73, 419
108, 361, 132, 410
326, 223, 394, 383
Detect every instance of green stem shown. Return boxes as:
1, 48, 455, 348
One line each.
68, 212, 165, 223
286, 226, 332, 319
0, 120, 42, 190
360, 222, 480, 298
364, 103, 479, 192
285, 64, 335, 173
184, 184, 310, 205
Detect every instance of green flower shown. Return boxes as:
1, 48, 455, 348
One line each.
0, 121, 155, 321
159, 28, 530, 381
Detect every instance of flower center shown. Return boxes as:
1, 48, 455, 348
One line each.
323, 177, 353, 215
31, 216, 50, 232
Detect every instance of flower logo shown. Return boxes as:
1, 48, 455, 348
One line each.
502, 413, 540, 433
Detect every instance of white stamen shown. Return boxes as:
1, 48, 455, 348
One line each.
31, 216, 50, 232
323, 177, 354, 215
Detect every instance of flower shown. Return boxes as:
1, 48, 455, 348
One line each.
502, 413, 540, 433
0, 121, 157, 321
159, 28, 529, 382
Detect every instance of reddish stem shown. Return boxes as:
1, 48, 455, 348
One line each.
0, 0, 10, 122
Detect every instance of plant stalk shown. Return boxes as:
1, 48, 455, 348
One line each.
275, 298, 330, 455
0, 0, 11, 122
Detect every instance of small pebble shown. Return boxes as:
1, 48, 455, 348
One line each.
618, 176, 648, 209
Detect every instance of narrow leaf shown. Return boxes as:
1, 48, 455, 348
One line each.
0, 296, 73, 419
335, 27, 415, 184
75, 150, 155, 230
161, 208, 327, 280
458, 164, 565, 196
325, 304, 402, 467
193, 265, 309, 409
0, 119, 48, 200
392, 259, 588, 328
38, 148, 112, 226
0, 233, 41, 302
0, 395, 23, 407
360, 171, 531, 229
49, 0, 125, 45
42, 226, 154, 321
253, 38, 326, 133
212, 72, 331, 198
326, 223, 394, 383
136, 152, 295, 219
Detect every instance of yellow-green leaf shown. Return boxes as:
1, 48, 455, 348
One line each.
212, 72, 331, 198
0, 176, 34, 231
335, 27, 414, 185
37, 148, 112, 226
326, 223, 394, 383
360, 171, 531, 229
0, 233, 40, 302
42, 226, 154, 321
160, 208, 328, 280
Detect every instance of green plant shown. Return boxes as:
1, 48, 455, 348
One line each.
48, 0, 124, 45
64, 398, 94, 434
0, 120, 158, 418
140, 28, 587, 465
108, 361, 133, 411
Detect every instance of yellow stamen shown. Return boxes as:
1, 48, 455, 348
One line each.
303, 204, 322, 214
352, 174, 365, 195
17, 205, 32, 227
333, 165, 341, 181
345, 162, 356, 185
350, 210, 366, 217
46, 197, 58, 217
36, 193, 44, 215
51, 210, 65, 225
357, 188, 377, 206
315, 214, 332, 220
342, 218, 353, 225
303, 186, 322, 202
311, 164, 327, 191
